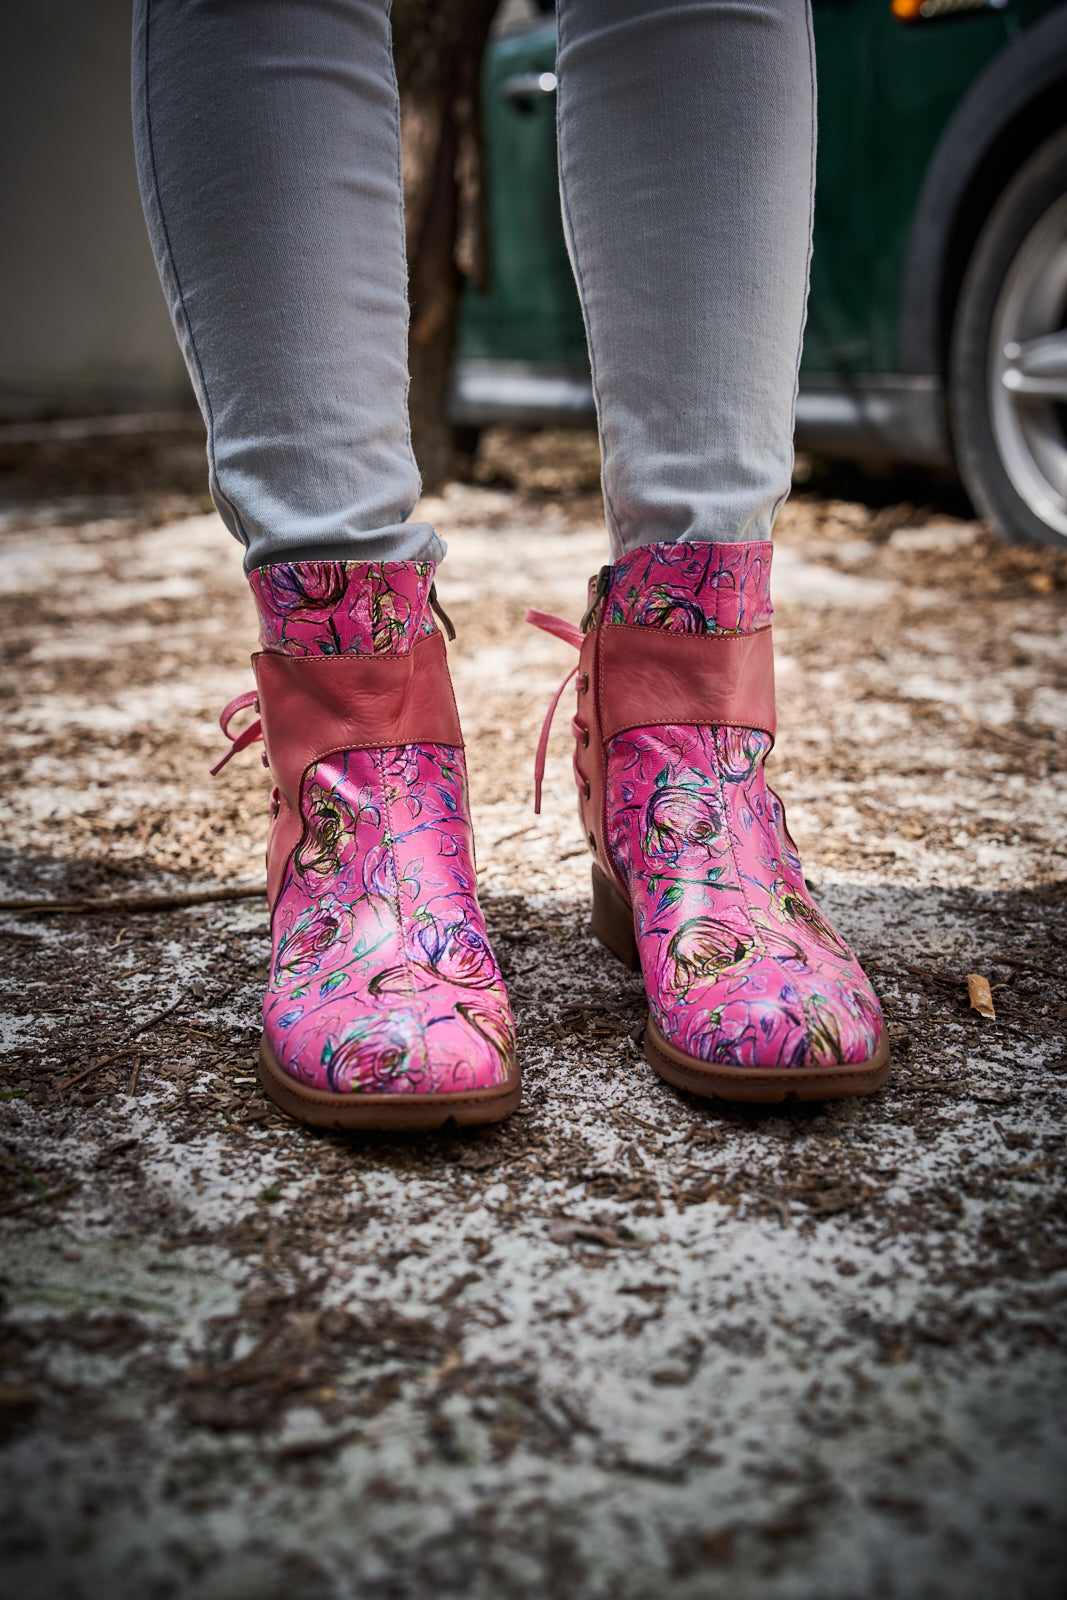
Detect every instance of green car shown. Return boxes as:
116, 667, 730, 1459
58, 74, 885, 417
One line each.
453, 0, 1067, 547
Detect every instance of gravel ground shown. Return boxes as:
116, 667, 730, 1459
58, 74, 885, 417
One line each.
1, 429, 1065, 1600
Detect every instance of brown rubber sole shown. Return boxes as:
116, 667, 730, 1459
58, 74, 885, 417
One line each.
258, 1036, 521, 1130
591, 862, 891, 1104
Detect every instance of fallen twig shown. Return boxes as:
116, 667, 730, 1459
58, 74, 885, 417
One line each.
275, 1428, 362, 1461
0, 883, 267, 916
986, 953, 1063, 984
126, 1055, 142, 1096
57, 999, 186, 1094
899, 962, 960, 990
187, 1316, 286, 1388
58, 1048, 140, 1093
0, 1182, 80, 1220
618, 1107, 670, 1135
129, 997, 187, 1038
750, 1188, 791, 1228
548, 1217, 648, 1250
490, 823, 538, 848
975, 721, 1050, 748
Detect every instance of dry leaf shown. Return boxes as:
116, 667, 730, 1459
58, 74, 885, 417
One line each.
967, 974, 995, 1019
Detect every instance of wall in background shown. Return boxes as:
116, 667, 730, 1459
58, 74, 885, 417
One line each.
0, 0, 193, 418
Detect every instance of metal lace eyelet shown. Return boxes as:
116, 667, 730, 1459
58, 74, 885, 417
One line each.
576, 725, 590, 748
582, 779, 591, 801
578, 672, 589, 694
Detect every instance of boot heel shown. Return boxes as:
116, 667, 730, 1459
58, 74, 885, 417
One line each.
590, 863, 639, 970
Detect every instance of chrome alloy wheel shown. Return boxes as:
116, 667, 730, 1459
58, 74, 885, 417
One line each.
990, 191, 1067, 539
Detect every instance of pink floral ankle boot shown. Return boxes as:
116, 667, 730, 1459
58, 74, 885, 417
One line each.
529, 542, 889, 1102
215, 559, 518, 1128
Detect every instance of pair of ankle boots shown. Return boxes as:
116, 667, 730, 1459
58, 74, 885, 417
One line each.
214, 544, 889, 1129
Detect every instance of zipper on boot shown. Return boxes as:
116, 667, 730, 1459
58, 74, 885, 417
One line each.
428, 584, 457, 641
580, 565, 611, 633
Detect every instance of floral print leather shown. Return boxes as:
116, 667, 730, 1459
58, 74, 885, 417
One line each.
605, 542, 773, 635
606, 721, 885, 1070
591, 543, 885, 1073
251, 560, 515, 1096
250, 559, 438, 656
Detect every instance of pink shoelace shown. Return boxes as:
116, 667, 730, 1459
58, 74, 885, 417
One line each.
209, 690, 264, 776
525, 608, 583, 814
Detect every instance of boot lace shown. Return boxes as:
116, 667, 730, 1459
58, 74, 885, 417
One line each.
210, 690, 264, 776
524, 609, 583, 813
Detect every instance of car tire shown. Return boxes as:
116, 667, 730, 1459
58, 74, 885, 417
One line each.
949, 128, 1067, 549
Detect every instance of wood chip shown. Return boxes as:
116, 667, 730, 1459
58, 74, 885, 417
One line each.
967, 974, 996, 1019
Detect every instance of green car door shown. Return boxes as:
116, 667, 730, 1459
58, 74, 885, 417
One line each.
453, 1, 1067, 547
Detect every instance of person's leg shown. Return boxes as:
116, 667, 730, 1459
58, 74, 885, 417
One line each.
556, 0, 815, 555
132, 0, 439, 570
133, 0, 516, 1125
533, 0, 888, 1098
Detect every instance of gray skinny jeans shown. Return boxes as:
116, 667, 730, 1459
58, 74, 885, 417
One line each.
132, 0, 815, 572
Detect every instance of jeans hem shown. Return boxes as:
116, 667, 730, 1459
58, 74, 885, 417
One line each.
242, 524, 446, 575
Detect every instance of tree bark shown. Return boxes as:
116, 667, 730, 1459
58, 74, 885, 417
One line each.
392, 1, 498, 491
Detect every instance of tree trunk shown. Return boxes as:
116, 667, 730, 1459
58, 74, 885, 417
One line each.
392, 1, 498, 491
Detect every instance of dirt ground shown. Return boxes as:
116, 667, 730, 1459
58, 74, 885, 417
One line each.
1, 423, 1065, 1600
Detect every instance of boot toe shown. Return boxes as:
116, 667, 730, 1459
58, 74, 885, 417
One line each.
264, 984, 515, 1096
650, 956, 885, 1072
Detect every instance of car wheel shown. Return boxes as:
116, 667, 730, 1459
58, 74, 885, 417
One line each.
950, 128, 1067, 549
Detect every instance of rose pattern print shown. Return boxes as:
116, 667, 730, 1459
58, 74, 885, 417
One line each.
255, 561, 514, 1096
605, 541, 773, 635
250, 559, 438, 656
601, 543, 885, 1072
